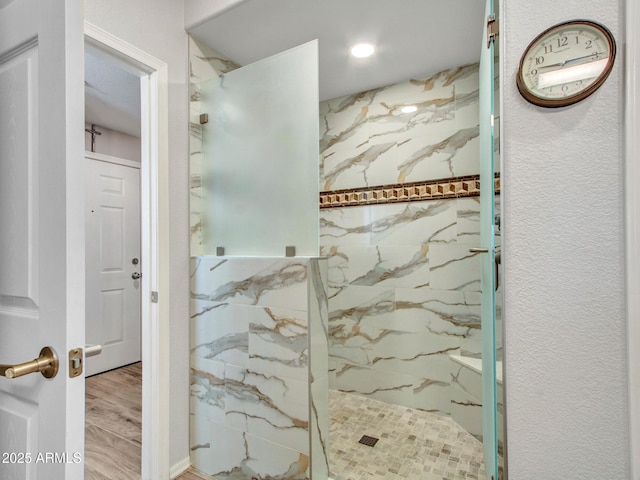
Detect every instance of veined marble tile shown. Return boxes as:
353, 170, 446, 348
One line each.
323, 244, 431, 289
309, 374, 330, 478
450, 63, 480, 96
320, 102, 372, 156
372, 64, 476, 104
333, 362, 450, 413
190, 356, 226, 423
429, 244, 481, 292
309, 259, 329, 361
397, 125, 479, 183
449, 386, 483, 443
330, 321, 459, 371
333, 361, 415, 405
191, 300, 249, 367
320, 205, 371, 246
455, 89, 480, 130
456, 197, 481, 245
190, 414, 213, 474
366, 90, 457, 148
407, 377, 455, 414
369, 200, 457, 246
322, 142, 397, 191
189, 37, 240, 85
205, 422, 247, 478
329, 285, 395, 332
394, 287, 481, 335
369, 339, 459, 381
224, 366, 310, 454
248, 306, 308, 381
191, 257, 309, 311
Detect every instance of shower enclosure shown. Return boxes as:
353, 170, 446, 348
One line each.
188, 1, 502, 477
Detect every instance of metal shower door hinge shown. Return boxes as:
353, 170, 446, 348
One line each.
151, 291, 158, 303
487, 14, 498, 47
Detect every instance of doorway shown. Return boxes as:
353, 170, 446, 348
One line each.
84, 22, 171, 479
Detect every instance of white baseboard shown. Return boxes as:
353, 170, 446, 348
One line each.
169, 457, 191, 479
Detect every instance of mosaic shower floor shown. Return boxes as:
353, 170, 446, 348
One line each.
329, 390, 487, 480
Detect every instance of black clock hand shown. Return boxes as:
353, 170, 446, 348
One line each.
539, 52, 603, 69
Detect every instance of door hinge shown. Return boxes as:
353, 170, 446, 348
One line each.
487, 14, 498, 47
199, 113, 209, 125
151, 291, 158, 303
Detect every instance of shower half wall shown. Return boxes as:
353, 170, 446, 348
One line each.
188, 38, 329, 479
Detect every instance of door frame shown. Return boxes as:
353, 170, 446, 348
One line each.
625, 2, 640, 479
84, 23, 171, 480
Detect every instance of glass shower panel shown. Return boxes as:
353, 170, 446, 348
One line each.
201, 40, 319, 256
479, 0, 499, 478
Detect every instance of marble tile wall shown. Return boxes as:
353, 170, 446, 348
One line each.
190, 257, 329, 480
319, 64, 499, 415
189, 38, 240, 256
448, 357, 505, 453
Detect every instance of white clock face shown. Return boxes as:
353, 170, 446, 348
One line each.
519, 22, 613, 102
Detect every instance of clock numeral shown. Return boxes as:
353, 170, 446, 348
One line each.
530, 68, 538, 76
557, 36, 568, 47
544, 45, 553, 54
585, 40, 593, 49
535, 56, 545, 65
562, 84, 569, 92
575, 36, 580, 44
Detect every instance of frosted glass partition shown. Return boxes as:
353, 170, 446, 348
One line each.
202, 40, 319, 256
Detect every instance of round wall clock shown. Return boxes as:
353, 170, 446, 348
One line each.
516, 20, 616, 107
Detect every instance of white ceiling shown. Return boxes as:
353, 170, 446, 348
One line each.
85, 44, 141, 138
190, 0, 485, 101
84, 0, 485, 137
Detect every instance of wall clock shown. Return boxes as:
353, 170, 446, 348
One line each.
516, 20, 616, 107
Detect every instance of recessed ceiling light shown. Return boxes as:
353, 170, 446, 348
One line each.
401, 105, 418, 114
350, 42, 376, 58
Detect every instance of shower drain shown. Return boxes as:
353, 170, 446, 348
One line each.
358, 435, 379, 447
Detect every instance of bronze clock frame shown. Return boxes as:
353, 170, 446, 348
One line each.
516, 20, 616, 108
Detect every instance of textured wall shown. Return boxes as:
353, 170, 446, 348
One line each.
319, 65, 489, 415
84, 0, 190, 469
502, 1, 630, 478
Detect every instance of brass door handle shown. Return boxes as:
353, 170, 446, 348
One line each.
0, 347, 59, 379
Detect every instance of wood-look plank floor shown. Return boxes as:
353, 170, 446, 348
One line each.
85, 362, 142, 480
174, 469, 212, 480
85, 363, 211, 480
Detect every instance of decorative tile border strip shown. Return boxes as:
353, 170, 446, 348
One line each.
320, 174, 500, 209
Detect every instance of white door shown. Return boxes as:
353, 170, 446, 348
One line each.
0, 1, 85, 479
85, 155, 141, 377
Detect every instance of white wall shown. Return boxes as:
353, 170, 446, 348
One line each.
84, 0, 190, 470
183, 0, 245, 30
502, 1, 630, 478
84, 123, 141, 162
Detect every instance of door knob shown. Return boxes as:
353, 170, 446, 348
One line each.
0, 347, 59, 379
132, 272, 142, 280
